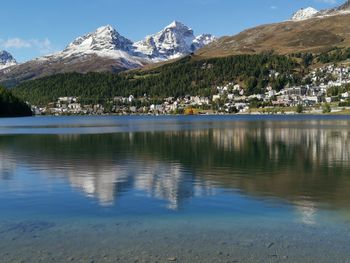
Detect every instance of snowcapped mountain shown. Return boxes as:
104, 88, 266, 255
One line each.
0, 22, 215, 85
133, 21, 216, 61
66, 25, 133, 54
46, 25, 148, 69
49, 21, 215, 64
0, 51, 17, 70
291, 1, 350, 21
291, 7, 319, 21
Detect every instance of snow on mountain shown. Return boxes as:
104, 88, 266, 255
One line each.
0, 51, 17, 70
291, 1, 350, 21
291, 7, 319, 21
0, 22, 216, 85
64, 25, 133, 55
192, 34, 217, 50
133, 21, 216, 61
38, 22, 215, 69
46, 25, 147, 69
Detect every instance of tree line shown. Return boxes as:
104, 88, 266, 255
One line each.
12, 53, 300, 106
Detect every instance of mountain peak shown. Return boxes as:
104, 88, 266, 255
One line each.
95, 25, 116, 33
166, 21, 188, 29
0, 50, 17, 70
63, 25, 133, 56
291, 7, 318, 21
291, 1, 350, 21
133, 21, 215, 61
0, 50, 13, 59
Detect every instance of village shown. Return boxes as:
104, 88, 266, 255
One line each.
32, 64, 350, 116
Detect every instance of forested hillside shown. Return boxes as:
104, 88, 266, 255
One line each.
12, 53, 300, 105
0, 86, 32, 117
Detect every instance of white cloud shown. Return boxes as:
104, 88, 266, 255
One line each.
0, 37, 56, 55
0, 38, 31, 49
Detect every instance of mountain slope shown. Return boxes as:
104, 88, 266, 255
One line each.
197, 9, 350, 58
0, 51, 17, 70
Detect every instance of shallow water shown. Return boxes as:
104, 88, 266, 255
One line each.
1, 115, 350, 262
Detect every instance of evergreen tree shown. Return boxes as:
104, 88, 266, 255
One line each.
0, 86, 33, 117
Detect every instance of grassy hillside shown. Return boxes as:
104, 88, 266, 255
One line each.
197, 14, 350, 58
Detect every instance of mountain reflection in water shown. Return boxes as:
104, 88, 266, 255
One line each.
1, 121, 350, 216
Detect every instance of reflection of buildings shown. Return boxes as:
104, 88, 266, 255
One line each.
261, 128, 350, 163
166, 122, 350, 165
0, 152, 16, 180
209, 124, 350, 164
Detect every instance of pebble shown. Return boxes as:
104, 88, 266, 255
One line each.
167, 257, 177, 261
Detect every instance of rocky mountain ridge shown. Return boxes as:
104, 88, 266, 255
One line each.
0, 51, 17, 70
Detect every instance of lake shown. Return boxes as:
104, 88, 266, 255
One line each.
1, 115, 350, 262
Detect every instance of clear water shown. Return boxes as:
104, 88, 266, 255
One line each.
1, 115, 350, 263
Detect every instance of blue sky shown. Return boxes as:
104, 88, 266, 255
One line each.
0, 0, 341, 62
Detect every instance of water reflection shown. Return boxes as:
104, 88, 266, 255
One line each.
295, 200, 318, 225
0, 121, 350, 214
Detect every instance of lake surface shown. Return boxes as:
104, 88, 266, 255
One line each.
1, 115, 350, 262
